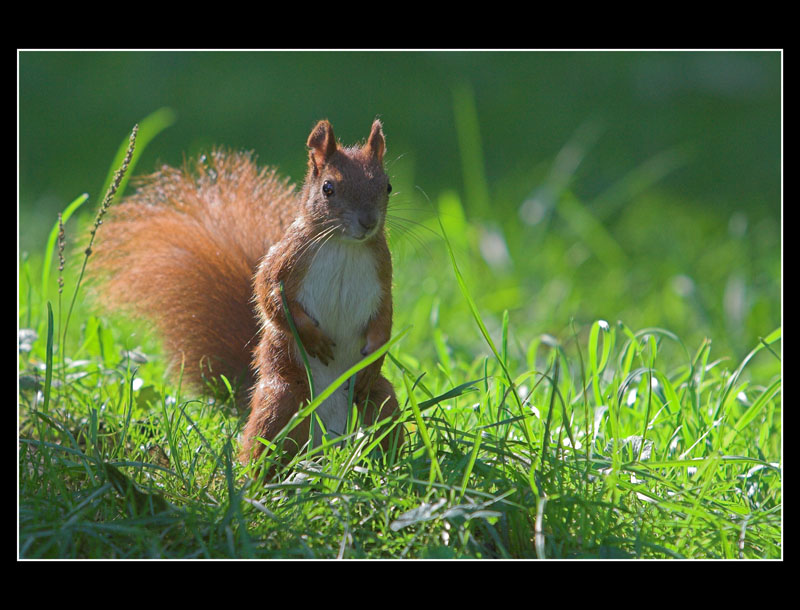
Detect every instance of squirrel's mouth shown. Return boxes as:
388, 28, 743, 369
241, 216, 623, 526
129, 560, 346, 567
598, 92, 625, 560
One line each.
340, 216, 382, 242
342, 228, 377, 243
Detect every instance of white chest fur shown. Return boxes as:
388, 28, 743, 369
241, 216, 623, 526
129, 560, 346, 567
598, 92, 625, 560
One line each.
297, 239, 382, 443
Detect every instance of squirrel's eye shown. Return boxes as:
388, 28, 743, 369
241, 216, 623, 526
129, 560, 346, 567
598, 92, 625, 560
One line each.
387, 182, 392, 194
322, 180, 334, 197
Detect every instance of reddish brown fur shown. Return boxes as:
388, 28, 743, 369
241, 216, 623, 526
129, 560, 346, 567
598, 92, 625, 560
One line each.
241, 120, 400, 462
92, 121, 402, 466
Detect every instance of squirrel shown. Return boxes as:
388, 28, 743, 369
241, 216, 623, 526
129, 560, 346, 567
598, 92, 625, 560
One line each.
92, 119, 402, 464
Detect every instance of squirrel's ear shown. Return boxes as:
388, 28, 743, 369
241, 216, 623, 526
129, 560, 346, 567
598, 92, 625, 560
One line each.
365, 119, 385, 163
307, 120, 337, 173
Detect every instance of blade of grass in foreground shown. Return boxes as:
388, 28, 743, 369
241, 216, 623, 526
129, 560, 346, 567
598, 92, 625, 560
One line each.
458, 427, 483, 500
431, 191, 530, 447
588, 320, 614, 409
716, 327, 781, 423
270, 326, 412, 450
40, 193, 89, 302
61, 125, 138, 366
404, 373, 444, 487
722, 377, 781, 449
42, 303, 54, 414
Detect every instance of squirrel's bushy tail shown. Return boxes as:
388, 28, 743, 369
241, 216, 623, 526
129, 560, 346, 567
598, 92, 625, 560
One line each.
91, 150, 296, 396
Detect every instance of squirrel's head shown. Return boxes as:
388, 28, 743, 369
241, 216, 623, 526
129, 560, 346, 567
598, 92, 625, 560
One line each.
302, 119, 391, 243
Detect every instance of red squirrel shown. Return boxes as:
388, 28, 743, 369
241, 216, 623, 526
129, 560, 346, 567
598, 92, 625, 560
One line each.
92, 119, 402, 463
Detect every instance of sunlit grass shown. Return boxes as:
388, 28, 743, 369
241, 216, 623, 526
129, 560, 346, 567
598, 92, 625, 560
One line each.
18, 106, 781, 559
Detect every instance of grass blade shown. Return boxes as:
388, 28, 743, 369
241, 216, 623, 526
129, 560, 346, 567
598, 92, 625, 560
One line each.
40, 193, 88, 301
432, 192, 530, 447
404, 373, 444, 487
96, 107, 176, 208
42, 302, 54, 414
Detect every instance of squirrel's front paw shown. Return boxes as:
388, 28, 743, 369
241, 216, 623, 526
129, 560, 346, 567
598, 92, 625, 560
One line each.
301, 326, 336, 365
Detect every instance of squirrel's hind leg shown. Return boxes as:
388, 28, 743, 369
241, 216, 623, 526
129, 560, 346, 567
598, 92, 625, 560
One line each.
357, 375, 404, 453
239, 373, 311, 464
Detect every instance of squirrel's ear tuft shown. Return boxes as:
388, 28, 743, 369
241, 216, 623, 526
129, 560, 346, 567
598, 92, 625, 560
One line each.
307, 120, 337, 173
365, 119, 385, 163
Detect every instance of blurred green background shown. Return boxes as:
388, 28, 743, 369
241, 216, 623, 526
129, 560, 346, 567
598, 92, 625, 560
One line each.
18, 50, 782, 364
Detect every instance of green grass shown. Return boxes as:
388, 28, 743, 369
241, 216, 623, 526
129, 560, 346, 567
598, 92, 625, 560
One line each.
18, 114, 781, 559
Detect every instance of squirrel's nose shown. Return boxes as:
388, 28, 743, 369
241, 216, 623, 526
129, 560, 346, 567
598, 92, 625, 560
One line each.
358, 211, 378, 232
